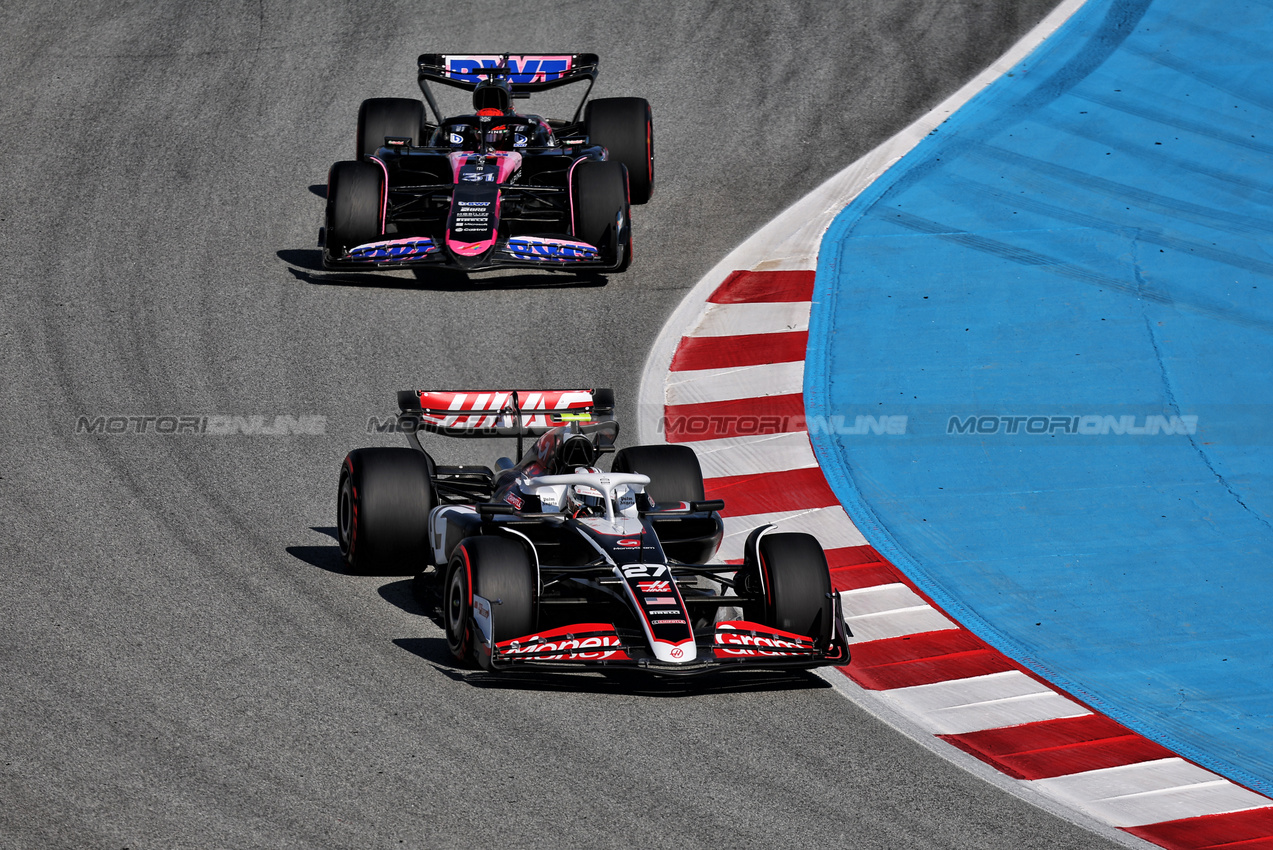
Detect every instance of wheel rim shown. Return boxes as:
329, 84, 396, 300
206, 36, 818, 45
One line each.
446, 564, 467, 652
338, 479, 353, 556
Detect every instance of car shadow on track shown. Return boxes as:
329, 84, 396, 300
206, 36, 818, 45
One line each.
379, 575, 439, 621
286, 544, 344, 572
279, 249, 610, 291
285, 527, 346, 574
286, 528, 428, 580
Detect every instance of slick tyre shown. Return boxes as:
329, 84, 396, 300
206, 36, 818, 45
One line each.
610, 444, 704, 506
337, 447, 435, 575
584, 96, 653, 204
572, 159, 632, 271
744, 530, 834, 646
357, 97, 426, 159
444, 536, 536, 665
325, 160, 384, 255
612, 445, 718, 563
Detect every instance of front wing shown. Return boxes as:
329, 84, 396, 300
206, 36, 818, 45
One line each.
471, 597, 852, 676
323, 234, 627, 273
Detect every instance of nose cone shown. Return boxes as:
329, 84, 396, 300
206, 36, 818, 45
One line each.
651, 639, 696, 664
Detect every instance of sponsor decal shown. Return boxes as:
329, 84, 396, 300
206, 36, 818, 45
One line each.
445, 55, 573, 84
503, 491, 524, 510
644, 596, 677, 605
453, 199, 493, 234
617, 538, 640, 548
713, 622, 814, 658
637, 580, 672, 594
514, 133, 528, 147
348, 237, 439, 262
670, 647, 684, 659
648, 609, 682, 615
449, 132, 465, 145
412, 390, 595, 431
505, 236, 599, 262
472, 594, 493, 645
500, 635, 627, 661
652, 619, 687, 625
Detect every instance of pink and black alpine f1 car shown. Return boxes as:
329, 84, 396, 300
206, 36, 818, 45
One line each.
322, 53, 652, 274
337, 389, 851, 676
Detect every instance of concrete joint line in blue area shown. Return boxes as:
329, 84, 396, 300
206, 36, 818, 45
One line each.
807, 0, 1273, 798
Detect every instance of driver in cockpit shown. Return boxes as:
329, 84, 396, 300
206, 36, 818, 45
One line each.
435, 76, 554, 150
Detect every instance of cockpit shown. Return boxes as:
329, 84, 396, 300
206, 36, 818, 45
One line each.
431, 116, 554, 152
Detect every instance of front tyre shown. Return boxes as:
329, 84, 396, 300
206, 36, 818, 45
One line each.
337, 447, 435, 575
743, 530, 834, 646
584, 97, 653, 204
325, 160, 384, 257
444, 536, 536, 665
572, 159, 632, 271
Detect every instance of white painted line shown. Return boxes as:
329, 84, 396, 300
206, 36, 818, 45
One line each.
840, 584, 959, 641
718, 506, 867, 561
693, 431, 819, 478
1033, 758, 1273, 828
840, 583, 931, 616
665, 361, 805, 406
877, 671, 1091, 735
687, 301, 811, 338
846, 607, 961, 643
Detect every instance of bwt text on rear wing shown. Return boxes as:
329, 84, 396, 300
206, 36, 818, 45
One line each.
415, 53, 600, 123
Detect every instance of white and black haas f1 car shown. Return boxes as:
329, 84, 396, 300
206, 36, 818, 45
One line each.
323, 53, 653, 274
337, 389, 851, 676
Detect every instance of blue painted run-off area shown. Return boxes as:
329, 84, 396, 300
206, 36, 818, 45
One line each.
806, 0, 1273, 795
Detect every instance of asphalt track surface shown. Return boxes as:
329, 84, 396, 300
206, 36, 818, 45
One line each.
0, 2, 1122, 848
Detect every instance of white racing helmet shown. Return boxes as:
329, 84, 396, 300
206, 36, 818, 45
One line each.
565, 467, 606, 516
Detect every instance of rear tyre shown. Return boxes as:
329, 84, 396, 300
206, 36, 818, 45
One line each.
610, 444, 704, 506
325, 160, 383, 255
572, 159, 632, 271
744, 530, 834, 646
337, 448, 435, 575
357, 97, 426, 159
444, 536, 536, 665
612, 445, 717, 563
584, 96, 653, 204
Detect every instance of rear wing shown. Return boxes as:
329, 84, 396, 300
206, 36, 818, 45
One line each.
416, 53, 599, 123
396, 388, 615, 437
